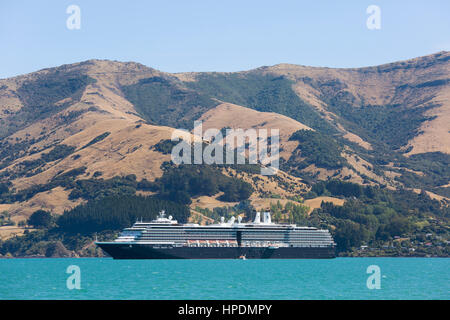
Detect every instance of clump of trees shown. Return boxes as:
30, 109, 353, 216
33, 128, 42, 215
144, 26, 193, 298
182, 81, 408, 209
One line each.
41, 144, 75, 162
269, 200, 309, 225
301, 179, 450, 252
27, 210, 54, 228
68, 174, 138, 200
81, 132, 110, 149
58, 195, 190, 234
0, 182, 9, 196
0, 211, 14, 226
154, 164, 254, 204
317, 199, 415, 252
288, 130, 347, 170
152, 139, 179, 154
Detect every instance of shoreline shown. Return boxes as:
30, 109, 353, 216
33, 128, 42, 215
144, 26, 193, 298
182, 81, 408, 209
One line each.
1, 256, 448, 259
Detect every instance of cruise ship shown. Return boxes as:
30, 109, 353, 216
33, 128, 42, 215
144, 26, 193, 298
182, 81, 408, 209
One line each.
96, 211, 336, 259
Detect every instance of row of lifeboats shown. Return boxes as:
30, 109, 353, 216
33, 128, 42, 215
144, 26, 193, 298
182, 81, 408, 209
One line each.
240, 241, 288, 248
186, 240, 238, 247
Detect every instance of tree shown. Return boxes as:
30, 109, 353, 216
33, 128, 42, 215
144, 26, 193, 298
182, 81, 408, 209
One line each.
0, 183, 9, 195
170, 191, 192, 205
333, 220, 368, 252
376, 216, 412, 240
57, 195, 190, 234
27, 210, 54, 228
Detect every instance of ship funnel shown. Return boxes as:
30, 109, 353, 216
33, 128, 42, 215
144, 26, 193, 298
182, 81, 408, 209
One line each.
254, 212, 261, 224
228, 216, 236, 225
263, 212, 272, 224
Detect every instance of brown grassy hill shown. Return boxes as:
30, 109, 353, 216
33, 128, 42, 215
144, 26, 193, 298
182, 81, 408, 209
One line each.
198, 102, 312, 160
175, 51, 449, 155
174, 52, 449, 197
0, 61, 180, 218
0, 53, 449, 229
258, 51, 450, 155
0, 60, 314, 222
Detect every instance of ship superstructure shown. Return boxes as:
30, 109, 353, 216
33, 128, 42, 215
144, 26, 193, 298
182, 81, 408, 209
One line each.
96, 211, 336, 259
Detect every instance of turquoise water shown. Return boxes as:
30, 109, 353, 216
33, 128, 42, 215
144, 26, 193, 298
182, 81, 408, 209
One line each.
0, 258, 448, 300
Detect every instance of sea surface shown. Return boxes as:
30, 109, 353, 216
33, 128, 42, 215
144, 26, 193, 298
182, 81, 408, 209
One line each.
0, 258, 448, 300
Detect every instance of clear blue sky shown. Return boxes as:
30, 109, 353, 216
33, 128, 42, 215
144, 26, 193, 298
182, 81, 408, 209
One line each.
1, 0, 449, 78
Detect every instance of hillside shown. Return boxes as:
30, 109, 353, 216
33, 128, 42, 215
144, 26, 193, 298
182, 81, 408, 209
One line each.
0, 53, 449, 257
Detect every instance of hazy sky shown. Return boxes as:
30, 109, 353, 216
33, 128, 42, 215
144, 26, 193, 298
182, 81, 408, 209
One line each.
1, 0, 449, 78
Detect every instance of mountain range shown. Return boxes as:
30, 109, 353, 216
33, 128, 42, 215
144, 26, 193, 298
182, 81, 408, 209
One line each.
0, 52, 449, 256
